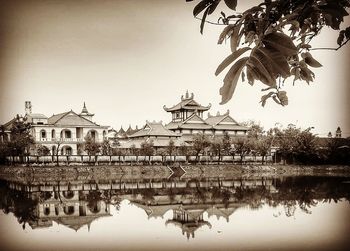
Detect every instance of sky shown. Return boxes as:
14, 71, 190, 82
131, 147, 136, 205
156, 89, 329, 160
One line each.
0, 0, 349, 137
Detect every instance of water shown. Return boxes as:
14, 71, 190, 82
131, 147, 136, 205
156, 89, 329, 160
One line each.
0, 171, 349, 251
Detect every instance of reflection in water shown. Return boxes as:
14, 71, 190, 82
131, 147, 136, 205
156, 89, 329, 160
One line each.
0, 174, 350, 250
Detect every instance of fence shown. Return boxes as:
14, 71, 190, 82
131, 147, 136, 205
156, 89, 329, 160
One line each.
5, 154, 273, 165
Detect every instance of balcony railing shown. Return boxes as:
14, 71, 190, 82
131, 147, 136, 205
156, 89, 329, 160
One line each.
37, 138, 85, 143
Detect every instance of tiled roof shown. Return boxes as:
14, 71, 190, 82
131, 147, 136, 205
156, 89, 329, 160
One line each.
213, 124, 249, 130
48, 112, 70, 124
48, 111, 100, 126
163, 93, 211, 112
129, 121, 180, 138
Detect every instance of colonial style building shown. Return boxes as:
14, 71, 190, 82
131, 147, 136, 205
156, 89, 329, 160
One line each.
24, 101, 108, 155
164, 91, 249, 141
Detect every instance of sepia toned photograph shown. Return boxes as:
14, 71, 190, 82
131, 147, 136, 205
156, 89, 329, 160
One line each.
0, 0, 349, 250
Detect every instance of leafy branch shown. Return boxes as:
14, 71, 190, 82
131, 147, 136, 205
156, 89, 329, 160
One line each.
187, 0, 350, 106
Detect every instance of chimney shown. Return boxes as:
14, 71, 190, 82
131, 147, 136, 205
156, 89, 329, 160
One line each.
25, 101, 32, 115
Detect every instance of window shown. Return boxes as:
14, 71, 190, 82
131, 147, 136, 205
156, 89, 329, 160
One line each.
176, 112, 180, 119
40, 130, 46, 139
65, 130, 71, 138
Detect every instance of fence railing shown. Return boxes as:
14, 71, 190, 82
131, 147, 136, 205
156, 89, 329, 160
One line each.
5, 155, 273, 165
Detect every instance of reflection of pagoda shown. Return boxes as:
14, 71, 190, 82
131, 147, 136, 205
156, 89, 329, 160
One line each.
166, 208, 211, 239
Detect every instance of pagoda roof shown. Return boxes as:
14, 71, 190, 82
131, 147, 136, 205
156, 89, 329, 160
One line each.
129, 121, 180, 138
163, 92, 211, 112
80, 102, 94, 116
166, 113, 212, 130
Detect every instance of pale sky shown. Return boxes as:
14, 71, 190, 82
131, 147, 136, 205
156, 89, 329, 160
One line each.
0, 0, 349, 137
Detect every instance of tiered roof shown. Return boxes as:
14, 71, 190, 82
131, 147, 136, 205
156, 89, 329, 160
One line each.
163, 91, 211, 112
166, 110, 249, 132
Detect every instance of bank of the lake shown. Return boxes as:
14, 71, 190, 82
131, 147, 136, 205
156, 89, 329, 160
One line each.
0, 164, 349, 182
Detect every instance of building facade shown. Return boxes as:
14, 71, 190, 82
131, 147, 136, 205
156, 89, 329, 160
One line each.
25, 102, 108, 155
164, 91, 249, 141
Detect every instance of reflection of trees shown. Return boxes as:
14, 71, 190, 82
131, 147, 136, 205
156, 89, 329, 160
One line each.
0, 181, 38, 230
1, 175, 350, 231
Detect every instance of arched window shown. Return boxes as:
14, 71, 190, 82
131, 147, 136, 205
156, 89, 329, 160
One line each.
61, 129, 72, 139
44, 207, 50, 216
51, 129, 56, 139
40, 130, 46, 140
63, 205, 75, 215
87, 130, 98, 142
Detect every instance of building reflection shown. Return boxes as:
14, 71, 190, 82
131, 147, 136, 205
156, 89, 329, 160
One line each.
0, 175, 349, 237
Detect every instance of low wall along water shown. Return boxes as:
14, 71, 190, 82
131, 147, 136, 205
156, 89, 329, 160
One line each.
6, 155, 273, 166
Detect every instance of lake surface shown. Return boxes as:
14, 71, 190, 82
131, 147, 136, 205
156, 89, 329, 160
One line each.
0, 171, 349, 251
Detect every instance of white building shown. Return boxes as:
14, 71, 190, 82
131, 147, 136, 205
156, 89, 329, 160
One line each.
24, 101, 109, 155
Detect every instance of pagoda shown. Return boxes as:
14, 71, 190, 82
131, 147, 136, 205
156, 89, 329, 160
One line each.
163, 90, 211, 122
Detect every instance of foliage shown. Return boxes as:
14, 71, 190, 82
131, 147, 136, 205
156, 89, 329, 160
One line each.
84, 135, 101, 156
232, 136, 251, 162
140, 140, 155, 156
179, 143, 189, 156
166, 139, 176, 156
187, 0, 350, 105
101, 139, 113, 155
192, 133, 211, 156
6, 115, 34, 158
36, 145, 51, 156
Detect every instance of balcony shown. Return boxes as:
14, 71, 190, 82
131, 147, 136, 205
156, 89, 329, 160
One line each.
36, 138, 85, 143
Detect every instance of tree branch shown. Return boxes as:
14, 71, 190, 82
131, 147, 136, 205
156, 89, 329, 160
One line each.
194, 16, 226, 26
310, 38, 350, 51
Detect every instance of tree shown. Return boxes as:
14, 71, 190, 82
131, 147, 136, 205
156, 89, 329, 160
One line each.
187, 0, 350, 105
6, 115, 34, 163
84, 135, 101, 161
166, 139, 176, 161
140, 140, 155, 163
232, 136, 251, 163
222, 131, 231, 155
192, 133, 210, 162
210, 136, 223, 163
179, 143, 190, 162
101, 139, 113, 155
36, 145, 50, 156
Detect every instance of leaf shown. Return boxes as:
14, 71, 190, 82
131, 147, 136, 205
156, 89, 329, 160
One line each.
337, 30, 345, 46
200, 7, 210, 34
208, 0, 221, 15
230, 25, 241, 52
301, 52, 322, 68
257, 46, 291, 78
277, 91, 288, 106
262, 32, 298, 57
218, 25, 235, 44
215, 47, 251, 76
246, 66, 255, 86
243, 6, 263, 15
260, 92, 275, 107
246, 48, 277, 87
219, 57, 248, 104
224, 0, 237, 10
193, 0, 211, 17
272, 96, 281, 105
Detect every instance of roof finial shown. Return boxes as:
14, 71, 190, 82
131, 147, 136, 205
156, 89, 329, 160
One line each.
185, 90, 189, 99
81, 102, 89, 114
